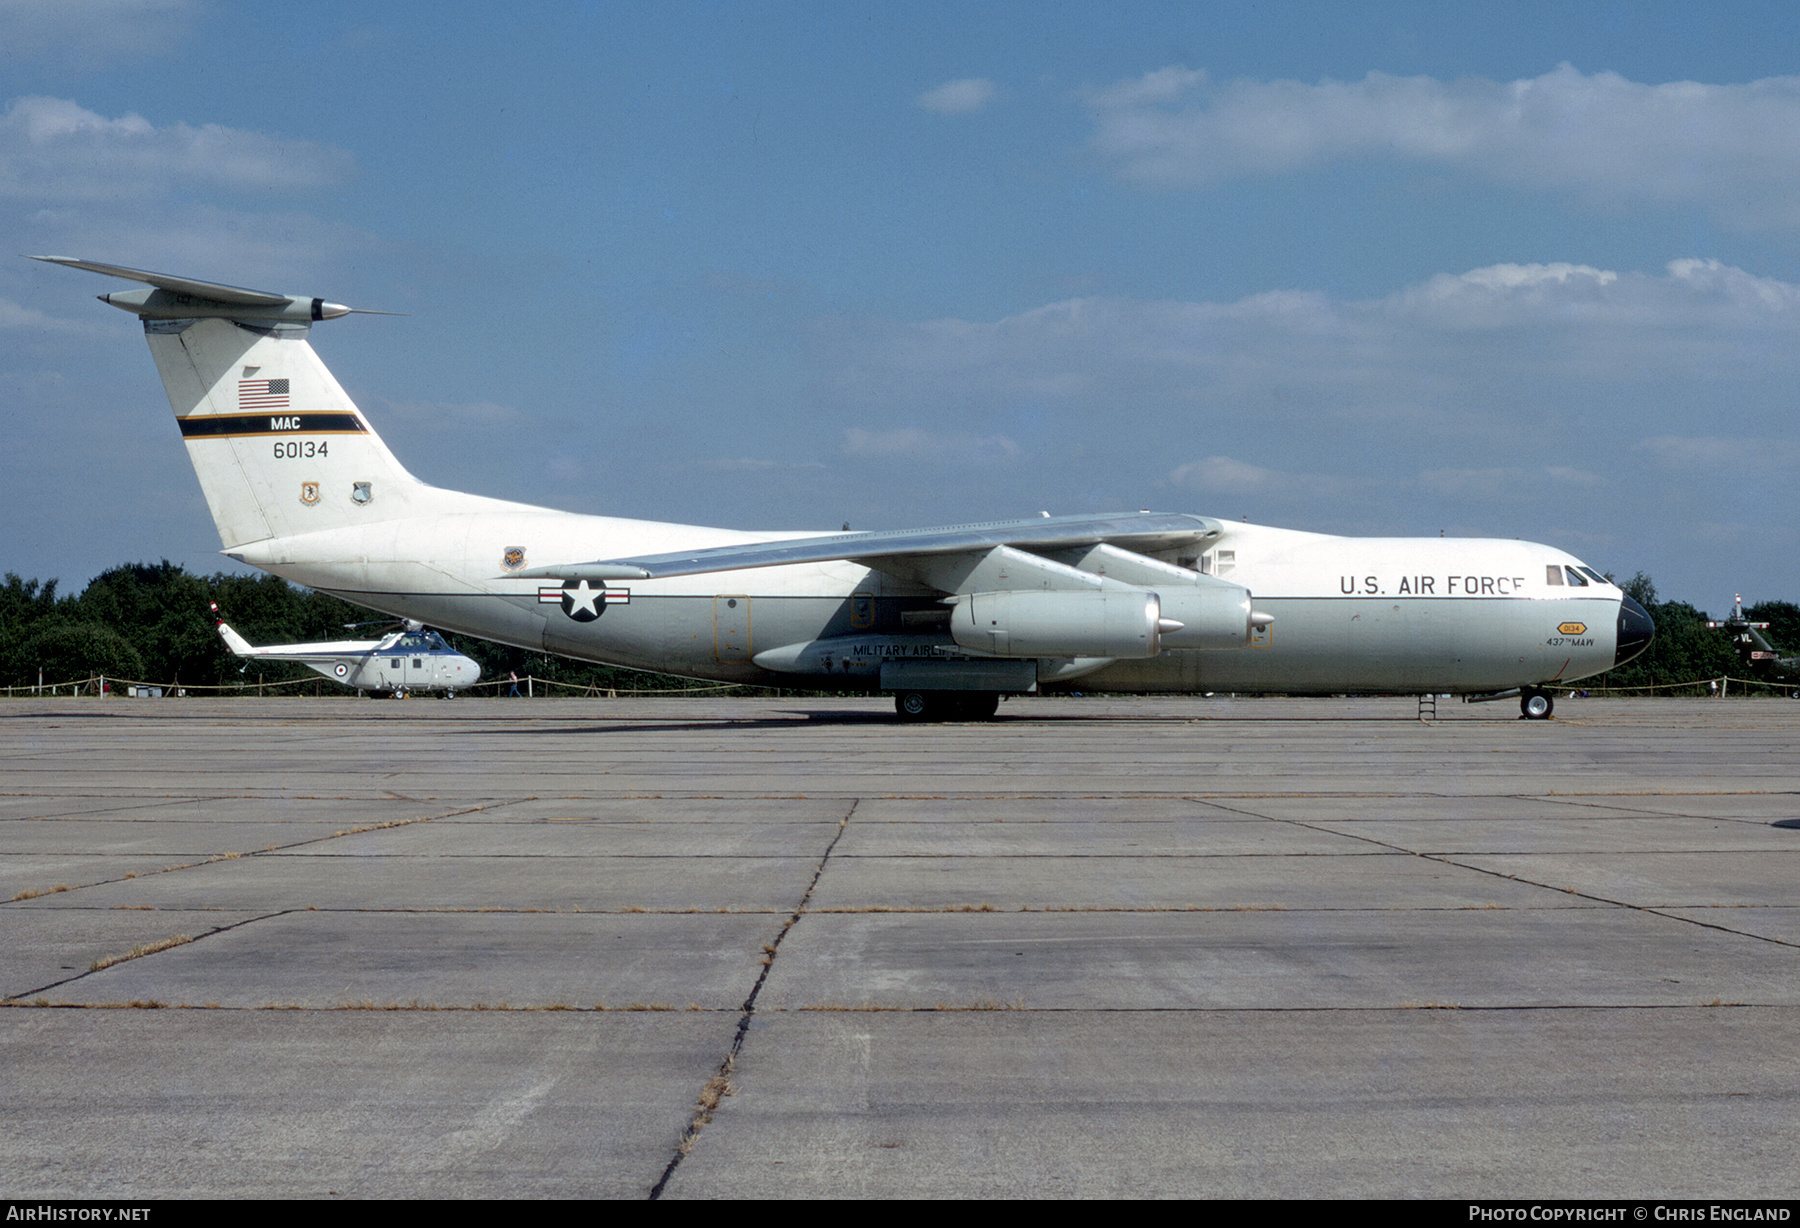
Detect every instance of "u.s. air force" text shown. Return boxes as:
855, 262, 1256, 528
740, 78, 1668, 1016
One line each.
1341, 575, 1529, 596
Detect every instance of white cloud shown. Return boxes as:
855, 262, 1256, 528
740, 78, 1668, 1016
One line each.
823, 259, 1800, 435
1086, 63, 1800, 228
0, 96, 355, 201
0, 0, 198, 66
1083, 67, 1206, 109
15, 201, 392, 299
1169, 455, 1363, 499
1420, 466, 1606, 498
1170, 455, 1279, 492
1638, 436, 1743, 468
843, 426, 1020, 464
1455, 263, 1617, 292
0, 297, 104, 335
917, 78, 998, 115
375, 398, 524, 427
700, 456, 827, 472
1637, 435, 1800, 475
807, 257, 1800, 553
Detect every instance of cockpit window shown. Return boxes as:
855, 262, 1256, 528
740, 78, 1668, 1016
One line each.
393, 630, 450, 650
1545, 565, 1564, 586
1577, 567, 1609, 586
1564, 567, 1588, 587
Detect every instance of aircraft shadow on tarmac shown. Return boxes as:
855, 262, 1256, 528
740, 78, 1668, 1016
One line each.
478, 703, 1488, 734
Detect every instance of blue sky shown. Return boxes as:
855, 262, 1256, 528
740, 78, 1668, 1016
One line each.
6, 1, 1800, 611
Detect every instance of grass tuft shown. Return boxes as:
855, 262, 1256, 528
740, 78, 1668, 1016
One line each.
11, 884, 73, 901
89, 934, 193, 971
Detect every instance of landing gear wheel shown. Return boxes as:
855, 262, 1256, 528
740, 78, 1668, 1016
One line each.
442, 689, 457, 700
391, 688, 407, 700
953, 692, 1000, 720
1520, 688, 1554, 720
895, 691, 933, 721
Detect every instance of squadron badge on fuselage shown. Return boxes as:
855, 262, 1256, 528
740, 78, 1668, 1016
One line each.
300, 481, 320, 506
501, 546, 527, 572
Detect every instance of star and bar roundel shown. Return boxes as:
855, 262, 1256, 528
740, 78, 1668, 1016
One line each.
538, 580, 631, 622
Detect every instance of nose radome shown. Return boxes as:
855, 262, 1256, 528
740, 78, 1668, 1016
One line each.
1615, 595, 1655, 666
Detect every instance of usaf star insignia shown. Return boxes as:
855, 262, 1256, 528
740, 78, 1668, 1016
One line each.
538, 580, 630, 622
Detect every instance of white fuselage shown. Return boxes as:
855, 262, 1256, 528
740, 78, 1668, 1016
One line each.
232, 511, 1629, 695
46, 288, 1644, 704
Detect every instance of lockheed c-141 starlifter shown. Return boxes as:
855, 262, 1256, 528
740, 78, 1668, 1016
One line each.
37, 257, 1652, 721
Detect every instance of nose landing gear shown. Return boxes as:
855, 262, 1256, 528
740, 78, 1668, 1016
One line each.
1520, 687, 1554, 720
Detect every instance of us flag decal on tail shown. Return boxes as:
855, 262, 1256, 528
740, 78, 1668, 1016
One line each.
239, 378, 290, 409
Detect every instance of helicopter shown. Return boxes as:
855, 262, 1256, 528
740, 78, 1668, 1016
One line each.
1705, 595, 1800, 698
211, 603, 481, 698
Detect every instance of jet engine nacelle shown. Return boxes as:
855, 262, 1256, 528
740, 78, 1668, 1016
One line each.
1154, 581, 1259, 651
951, 589, 1166, 659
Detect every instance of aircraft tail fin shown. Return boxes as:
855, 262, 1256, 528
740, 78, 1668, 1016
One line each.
1706, 616, 1783, 674
145, 315, 442, 548
36, 257, 484, 552
211, 607, 256, 658
1739, 622, 1779, 657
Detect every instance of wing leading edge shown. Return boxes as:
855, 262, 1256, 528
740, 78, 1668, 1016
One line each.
509, 511, 1225, 582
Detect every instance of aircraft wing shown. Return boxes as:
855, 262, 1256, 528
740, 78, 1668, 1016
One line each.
512, 511, 1224, 582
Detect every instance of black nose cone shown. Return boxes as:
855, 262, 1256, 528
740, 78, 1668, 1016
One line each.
1615, 595, 1655, 666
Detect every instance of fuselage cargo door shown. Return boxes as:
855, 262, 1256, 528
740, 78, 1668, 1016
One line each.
714, 595, 752, 663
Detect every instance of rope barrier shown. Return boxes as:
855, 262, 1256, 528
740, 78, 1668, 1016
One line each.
7, 672, 1798, 700
1585, 675, 1799, 697
0, 673, 752, 698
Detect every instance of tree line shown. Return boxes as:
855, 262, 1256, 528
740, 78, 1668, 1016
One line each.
0, 562, 710, 694
1599, 572, 1800, 693
3, 561, 1794, 696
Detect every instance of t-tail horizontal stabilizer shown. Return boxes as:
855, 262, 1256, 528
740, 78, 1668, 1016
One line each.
28, 256, 401, 323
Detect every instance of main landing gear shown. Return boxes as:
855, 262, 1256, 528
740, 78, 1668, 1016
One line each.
893, 691, 1001, 722
1520, 687, 1555, 720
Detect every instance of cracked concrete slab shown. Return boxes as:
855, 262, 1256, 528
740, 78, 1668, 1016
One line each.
1299, 815, 1800, 854
14, 851, 821, 913
45, 910, 781, 1009
1445, 850, 1800, 908
661, 1009, 1800, 1199
806, 851, 1569, 911
757, 906, 1798, 1011
0, 1009, 725, 1199
3, 695, 1798, 1199
2, 908, 264, 1001
833, 814, 1376, 856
